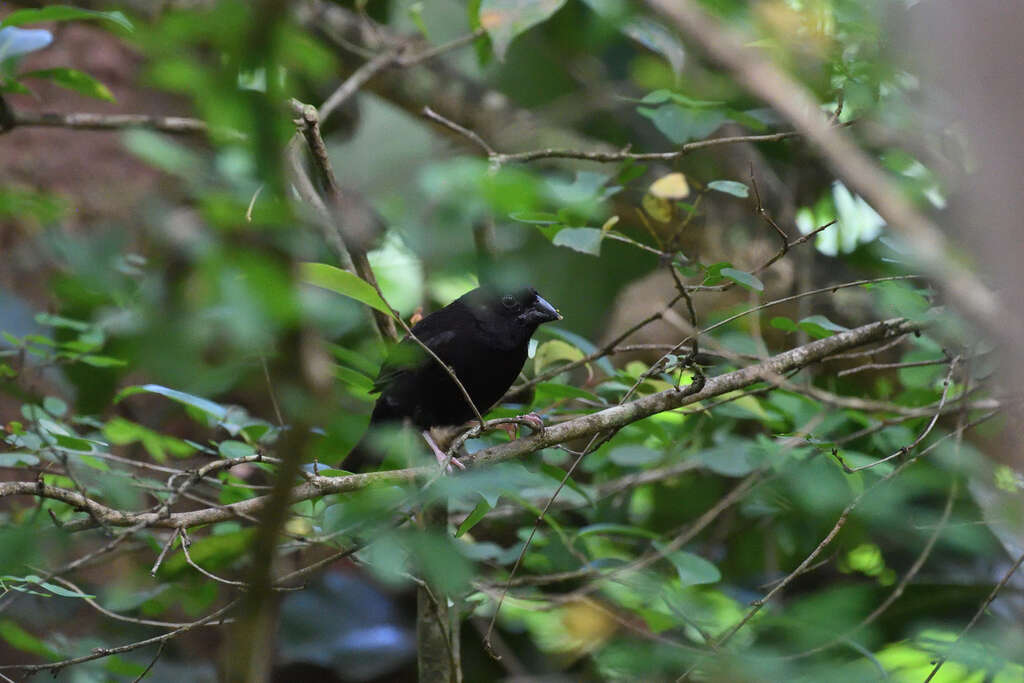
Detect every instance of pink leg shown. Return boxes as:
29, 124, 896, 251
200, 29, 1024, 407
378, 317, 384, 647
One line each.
422, 430, 465, 472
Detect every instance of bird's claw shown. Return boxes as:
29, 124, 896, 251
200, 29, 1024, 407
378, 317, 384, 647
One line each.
520, 412, 545, 433
495, 412, 545, 441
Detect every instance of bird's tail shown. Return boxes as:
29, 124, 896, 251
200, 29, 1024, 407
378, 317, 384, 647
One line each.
344, 425, 395, 472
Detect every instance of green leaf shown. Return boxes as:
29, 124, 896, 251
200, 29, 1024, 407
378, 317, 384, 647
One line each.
300, 262, 394, 317
408, 2, 428, 37
898, 350, 945, 389
116, 384, 228, 421
609, 445, 662, 467
638, 104, 725, 144
620, 17, 685, 79
219, 440, 256, 459
708, 180, 749, 198
701, 261, 732, 286
42, 396, 67, 417
509, 211, 560, 224
479, 0, 567, 60
874, 280, 931, 320
40, 581, 95, 598
663, 550, 721, 585
79, 354, 126, 367
103, 417, 195, 462
576, 523, 660, 541
798, 315, 849, 339
533, 382, 603, 404
631, 90, 724, 108
52, 433, 96, 452
456, 498, 492, 537
552, 227, 603, 256
0, 453, 39, 467
123, 130, 200, 176
720, 268, 764, 292
1, 6, 133, 31
21, 68, 115, 102
0, 619, 59, 659
699, 441, 759, 476
544, 327, 614, 375
157, 529, 256, 580
335, 365, 375, 394
77, 454, 110, 471
580, 4, 685, 78
0, 575, 96, 599
1, 79, 34, 96
34, 313, 89, 331
639, 90, 674, 105
770, 316, 797, 332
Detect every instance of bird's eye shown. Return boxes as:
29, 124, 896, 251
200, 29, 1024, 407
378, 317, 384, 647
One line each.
501, 295, 517, 309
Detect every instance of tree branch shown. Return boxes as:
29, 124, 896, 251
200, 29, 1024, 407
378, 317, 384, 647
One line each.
644, 0, 1024, 347
2, 317, 919, 530
290, 100, 398, 343
1, 110, 232, 137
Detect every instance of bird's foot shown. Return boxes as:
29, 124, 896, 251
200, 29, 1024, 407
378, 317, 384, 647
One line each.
422, 430, 465, 473
519, 412, 545, 432
494, 412, 545, 441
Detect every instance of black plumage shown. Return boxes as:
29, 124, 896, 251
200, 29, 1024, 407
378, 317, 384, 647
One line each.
352, 286, 561, 468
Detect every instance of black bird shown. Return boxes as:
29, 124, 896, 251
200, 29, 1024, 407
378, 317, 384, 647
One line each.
353, 286, 561, 469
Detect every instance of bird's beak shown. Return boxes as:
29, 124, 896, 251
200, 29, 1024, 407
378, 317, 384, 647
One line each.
526, 294, 562, 324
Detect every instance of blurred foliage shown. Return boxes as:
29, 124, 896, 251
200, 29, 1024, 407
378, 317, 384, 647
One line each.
0, 1, 1021, 681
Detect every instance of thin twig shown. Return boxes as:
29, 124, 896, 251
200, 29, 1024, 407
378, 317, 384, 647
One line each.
833, 357, 959, 473
487, 129, 831, 165
290, 99, 398, 342
396, 28, 486, 67
3, 111, 237, 138
924, 548, 1024, 681
131, 641, 167, 682
0, 600, 238, 673
320, 46, 400, 122
150, 529, 180, 576
837, 355, 953, 377
0, 318, 923, 530
675, 409, 999, 681
421, 105, 497, 156
46, 575, 227, 629
644, 0, 1023, 348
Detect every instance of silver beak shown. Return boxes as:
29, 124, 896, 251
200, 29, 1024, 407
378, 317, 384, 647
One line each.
533, 294, 562, 322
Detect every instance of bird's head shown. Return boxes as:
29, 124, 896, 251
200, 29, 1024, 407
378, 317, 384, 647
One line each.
501, 287, 562, 327
465, 286, 562, 330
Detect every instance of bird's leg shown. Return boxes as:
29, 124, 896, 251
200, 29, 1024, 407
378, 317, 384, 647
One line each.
422, 430, 465, 472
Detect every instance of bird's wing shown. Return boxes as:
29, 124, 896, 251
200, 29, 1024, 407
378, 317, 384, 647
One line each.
370, 326, 458, 395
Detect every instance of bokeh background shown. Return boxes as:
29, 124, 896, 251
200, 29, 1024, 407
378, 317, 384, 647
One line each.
1, 1, 1022, 681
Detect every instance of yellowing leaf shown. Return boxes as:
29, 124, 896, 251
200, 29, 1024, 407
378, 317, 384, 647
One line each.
600, 215, 620, 234
285, 517, 313, 536
641, 193, 672, 223
534, 339, 584, 373
558, 599, 618, 654
22, 68, 115, 102
649, 172, 690, 199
